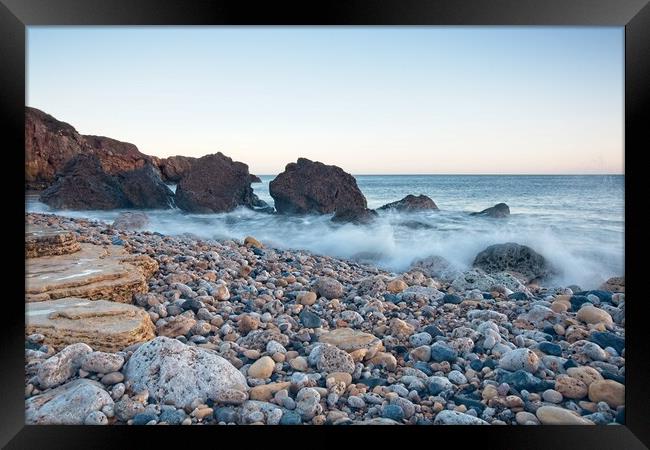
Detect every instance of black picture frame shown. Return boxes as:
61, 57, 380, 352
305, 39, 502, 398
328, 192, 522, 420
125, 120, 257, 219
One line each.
3, 1, 649, 448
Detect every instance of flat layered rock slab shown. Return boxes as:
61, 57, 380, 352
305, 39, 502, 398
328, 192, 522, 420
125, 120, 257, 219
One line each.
25, 225, 81, 258
26, 242, 158, 303
26, 297, 155, 352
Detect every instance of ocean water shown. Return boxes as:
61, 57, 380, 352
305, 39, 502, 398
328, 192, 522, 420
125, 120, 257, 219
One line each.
25, 175, 624, 290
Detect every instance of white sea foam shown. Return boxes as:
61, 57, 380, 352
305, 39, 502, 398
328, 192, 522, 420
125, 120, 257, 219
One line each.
25, 175, 624, 290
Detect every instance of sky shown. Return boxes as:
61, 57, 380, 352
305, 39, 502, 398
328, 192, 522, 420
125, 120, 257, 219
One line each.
27, 27, 624, 175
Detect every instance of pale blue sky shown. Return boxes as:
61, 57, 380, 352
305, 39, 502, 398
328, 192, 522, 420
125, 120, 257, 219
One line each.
27, 27, 624, 174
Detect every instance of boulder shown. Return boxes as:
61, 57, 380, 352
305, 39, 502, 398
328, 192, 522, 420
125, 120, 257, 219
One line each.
25, 379, 113, 425
174, 152, 265, 213
123, 336, 249, 408
112, 212, 150, 230
26, 298, 155, 352
378, 194, 439, 212
26, 241, 158, 303
473, 242, 552, 282
269, 158, 368, 215
25, 226, 80, 258
470, 202, 510, 218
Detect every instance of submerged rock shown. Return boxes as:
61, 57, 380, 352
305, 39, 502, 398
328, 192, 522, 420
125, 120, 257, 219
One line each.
470, 202, 510, 218
473, 242, 552, 282
378, 194, 439, 212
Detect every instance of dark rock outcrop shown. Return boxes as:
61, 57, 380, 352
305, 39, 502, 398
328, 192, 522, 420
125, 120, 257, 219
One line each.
473, 242, 552, 283
40, 155, 173, 210
249, 174, 262, 183
39, 154, 129, 209
174, 153, 264, 213
26, 107, 87, 190
269, 158, 368, 216
26, 107, 156, 189
332, 208, 378, 225
378, 194, 439, 212
470, 203, 510, 218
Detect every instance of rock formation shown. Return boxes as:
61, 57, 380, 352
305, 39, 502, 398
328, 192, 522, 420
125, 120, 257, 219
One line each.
26, 298, 155, 352
174, 152, 267, 213
26, 107, 156, 190
269, 158, 370, 222
39, 154, 173, 210
473, 242, 552, 283
26, 241, 158, 303
26, 226, 80, 258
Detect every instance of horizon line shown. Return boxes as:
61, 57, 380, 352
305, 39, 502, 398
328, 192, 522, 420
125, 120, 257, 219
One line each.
251, 173, 625, 177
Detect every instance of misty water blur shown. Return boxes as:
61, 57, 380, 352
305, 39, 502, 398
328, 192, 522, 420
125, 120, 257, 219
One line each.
26, 175, 624, 290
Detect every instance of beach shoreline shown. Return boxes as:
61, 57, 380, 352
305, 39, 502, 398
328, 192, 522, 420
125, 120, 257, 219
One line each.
24, 211, 625, 425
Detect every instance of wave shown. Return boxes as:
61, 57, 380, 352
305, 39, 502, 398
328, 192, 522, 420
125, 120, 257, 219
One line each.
26, 196, 624, 290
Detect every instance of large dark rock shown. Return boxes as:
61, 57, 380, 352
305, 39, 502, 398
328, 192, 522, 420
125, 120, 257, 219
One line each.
174, 153, 263, 213
269, 158, 368, 215
26, 107, 157, 190
116, 163, 174, 209
40, 155, 173, 210
378, 194, 438, 212
473, 242, 552, 282
470, 203, 510, 218
39, 154, 129, 209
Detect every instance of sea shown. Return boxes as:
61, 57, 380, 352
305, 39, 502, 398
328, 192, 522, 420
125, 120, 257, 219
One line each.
25, 175, 624, 290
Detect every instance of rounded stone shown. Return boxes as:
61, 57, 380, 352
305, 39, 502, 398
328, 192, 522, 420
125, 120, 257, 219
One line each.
542, 389, 563, 404
498, 348, 540, 373
248, 356, 275, 379
588, 380, 625, 409
535, 406, 594, 425
566, 366, 604, 387
576, 306, 614, 328
555, 374, 588, 400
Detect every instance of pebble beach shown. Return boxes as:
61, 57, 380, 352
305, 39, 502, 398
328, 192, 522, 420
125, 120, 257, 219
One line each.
24, 211, 625, 426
